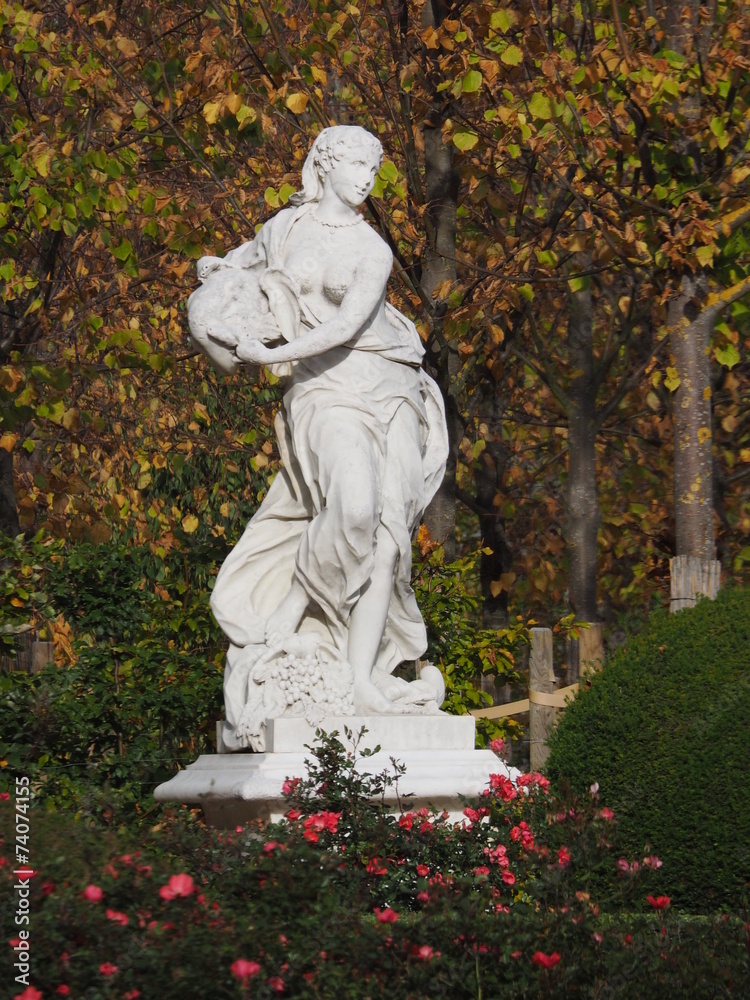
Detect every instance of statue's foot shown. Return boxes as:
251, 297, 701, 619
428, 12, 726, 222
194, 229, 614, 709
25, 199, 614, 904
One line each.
353, 678, 408, 715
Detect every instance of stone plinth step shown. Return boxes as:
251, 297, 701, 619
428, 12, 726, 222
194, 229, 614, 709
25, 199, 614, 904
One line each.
154, 743, 517, 829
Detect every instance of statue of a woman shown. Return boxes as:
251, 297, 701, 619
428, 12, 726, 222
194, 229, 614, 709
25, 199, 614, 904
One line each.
189, 126, 449, 751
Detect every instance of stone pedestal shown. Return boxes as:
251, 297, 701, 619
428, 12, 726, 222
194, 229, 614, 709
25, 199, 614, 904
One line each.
153, 715, 518, 828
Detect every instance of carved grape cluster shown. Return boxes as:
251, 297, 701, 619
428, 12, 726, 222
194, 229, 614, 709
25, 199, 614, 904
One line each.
269, 647, 354, 718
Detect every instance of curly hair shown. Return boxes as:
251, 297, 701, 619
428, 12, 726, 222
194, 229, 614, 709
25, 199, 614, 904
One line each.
289, 126, 383, 206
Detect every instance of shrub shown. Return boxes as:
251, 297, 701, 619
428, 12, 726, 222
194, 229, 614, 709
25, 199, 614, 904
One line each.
413, 547, 528, 748
1, 733, 748, 999
545, 588, 750, 911
0, 537, 224, 825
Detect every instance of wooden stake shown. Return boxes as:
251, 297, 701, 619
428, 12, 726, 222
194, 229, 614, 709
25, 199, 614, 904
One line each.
670, 555, 721, 612
529, 627, 554, 771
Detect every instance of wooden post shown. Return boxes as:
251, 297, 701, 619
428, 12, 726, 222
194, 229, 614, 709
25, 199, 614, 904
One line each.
670, 555, 721, 612
529, 627, 554, 772
31, 641, 55, 673
1, 629, 33, 673
566, 622, 604, 684
578, 623, 604, 677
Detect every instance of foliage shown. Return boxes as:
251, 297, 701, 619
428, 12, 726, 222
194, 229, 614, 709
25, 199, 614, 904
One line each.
2, 733, 748, 999
0, 0, 747, 628
0, 530, 59, 656
546, 588, 750, 912
0, 536, 225, 825
413, 544, 527, 747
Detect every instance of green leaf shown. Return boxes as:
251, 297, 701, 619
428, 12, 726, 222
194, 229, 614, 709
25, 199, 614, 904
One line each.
112, 239, 133, 262
490, 10, 512, 32
568, 275, 590, 293
501, 45, 523, 66
462, 70, 482, 94
379, 161, 399, 184
453, 130, 479, 151
715, 343, 740, 369
529, 92, 553, 120
133, 99, 149, 119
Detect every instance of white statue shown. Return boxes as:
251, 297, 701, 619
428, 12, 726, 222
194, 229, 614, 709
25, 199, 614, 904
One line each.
189, 126, 449, 751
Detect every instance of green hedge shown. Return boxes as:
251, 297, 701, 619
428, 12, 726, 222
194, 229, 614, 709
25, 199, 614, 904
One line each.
546, 588, 750, 911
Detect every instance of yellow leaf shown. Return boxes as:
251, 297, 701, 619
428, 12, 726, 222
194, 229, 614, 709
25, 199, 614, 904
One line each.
115, 35, 139, 59
0, 432, 18, 452
202, 99, 222, 125
286, 92, 309, 115
225, 93, 242, 114
182, 514, 199, 533
62, 408, 79, 431
568, 232, 588, 253
489, 572, 516, 597
184, 52, 202, 74
34, 151, 52, 178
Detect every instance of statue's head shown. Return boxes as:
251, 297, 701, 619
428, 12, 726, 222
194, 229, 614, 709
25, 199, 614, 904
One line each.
290, 126, 383, 206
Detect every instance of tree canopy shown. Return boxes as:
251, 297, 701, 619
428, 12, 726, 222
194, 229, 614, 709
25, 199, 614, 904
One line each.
1, 0, 748, 631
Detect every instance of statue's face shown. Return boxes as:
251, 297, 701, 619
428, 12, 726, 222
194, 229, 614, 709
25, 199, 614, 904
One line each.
324, 148, 380, 208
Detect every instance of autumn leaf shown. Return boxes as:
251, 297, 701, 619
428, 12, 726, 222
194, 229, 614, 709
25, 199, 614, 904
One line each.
529, 93, 553, 120
181, 514, 199, 533
286, 92, 309, 114
501, 45, 523, 66
202, 99, 222, 125
490, 573, 516, 597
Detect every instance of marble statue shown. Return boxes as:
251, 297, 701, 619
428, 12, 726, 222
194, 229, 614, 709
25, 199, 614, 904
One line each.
189, 126, 449, 751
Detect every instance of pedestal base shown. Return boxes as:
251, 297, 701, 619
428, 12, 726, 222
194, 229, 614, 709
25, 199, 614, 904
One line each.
154, 717, 517, 828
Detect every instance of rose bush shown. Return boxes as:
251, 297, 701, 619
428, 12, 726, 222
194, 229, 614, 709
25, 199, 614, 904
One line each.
1, 732, 747, 998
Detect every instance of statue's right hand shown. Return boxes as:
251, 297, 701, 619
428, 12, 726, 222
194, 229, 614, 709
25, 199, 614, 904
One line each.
236, 339, 276, 365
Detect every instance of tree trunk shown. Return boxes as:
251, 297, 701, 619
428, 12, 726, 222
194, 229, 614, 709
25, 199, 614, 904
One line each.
565, 278, 600, 620
0, 449, 21, 538
669, 274, 715, 560
420, 0, 461, 559
664, 1, 718, 576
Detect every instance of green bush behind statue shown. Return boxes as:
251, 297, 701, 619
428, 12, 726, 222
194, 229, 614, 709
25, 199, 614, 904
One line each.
546, 588, 750, 911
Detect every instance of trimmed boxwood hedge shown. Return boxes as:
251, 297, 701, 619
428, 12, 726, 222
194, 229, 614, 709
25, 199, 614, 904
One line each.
546, 588, 750, 912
